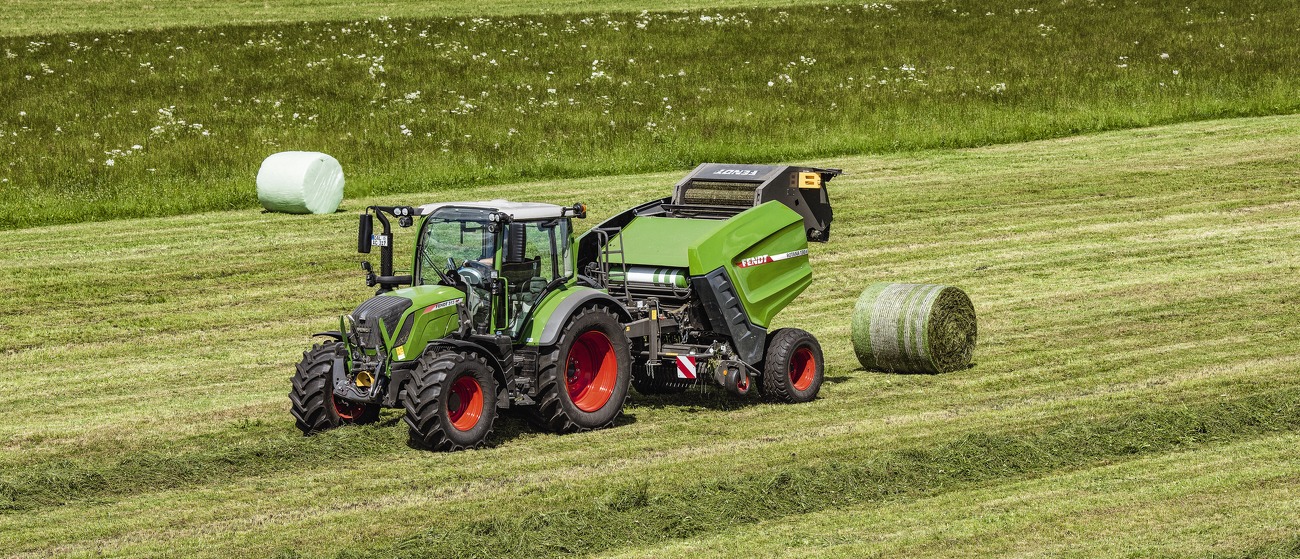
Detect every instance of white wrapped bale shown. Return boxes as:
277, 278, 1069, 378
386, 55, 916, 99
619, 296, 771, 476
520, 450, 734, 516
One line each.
255, 151, 345, 214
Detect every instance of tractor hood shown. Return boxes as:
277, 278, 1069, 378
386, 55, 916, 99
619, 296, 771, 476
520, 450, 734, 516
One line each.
348, 285, 464, 356
391, 284, 467, 315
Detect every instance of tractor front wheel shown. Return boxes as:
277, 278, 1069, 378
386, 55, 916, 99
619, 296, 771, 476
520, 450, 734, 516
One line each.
760, 328, 824, 403
529, 307, 631, 433
402, 350, 498, 451
290, 341, 380, 434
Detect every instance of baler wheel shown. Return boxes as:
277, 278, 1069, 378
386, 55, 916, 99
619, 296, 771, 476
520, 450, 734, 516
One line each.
528, 307, 631, 433
403, 350, 498, 451
290, 341, 379, 435
759, 328, 824, 403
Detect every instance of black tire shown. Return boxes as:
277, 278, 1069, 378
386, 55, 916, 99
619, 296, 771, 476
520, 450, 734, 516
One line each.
760, 328, 824, 403
290, 341, 380, 435
402, 350, 498, 451
528, 307, 631, 433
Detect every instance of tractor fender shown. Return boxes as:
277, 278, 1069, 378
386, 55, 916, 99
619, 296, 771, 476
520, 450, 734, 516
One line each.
537, 289, 632, 347
423, 339, 511, 408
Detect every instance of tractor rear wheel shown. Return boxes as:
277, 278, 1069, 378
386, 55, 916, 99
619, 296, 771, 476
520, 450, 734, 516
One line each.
290, 341, 380, 434
403, 350, 498, 451
759, 328, 824, 403
529, 307, 631, 433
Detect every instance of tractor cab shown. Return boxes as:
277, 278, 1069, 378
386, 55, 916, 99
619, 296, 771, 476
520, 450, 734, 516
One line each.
412, 200, 583, 337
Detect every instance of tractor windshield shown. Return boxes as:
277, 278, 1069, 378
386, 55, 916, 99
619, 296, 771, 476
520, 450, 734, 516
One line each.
415, 207, 497, 285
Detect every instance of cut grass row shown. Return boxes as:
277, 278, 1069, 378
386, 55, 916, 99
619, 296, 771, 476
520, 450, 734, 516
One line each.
3, 0, 1300, 229
1, 115, 1298, 556
612, 433, 1300, 558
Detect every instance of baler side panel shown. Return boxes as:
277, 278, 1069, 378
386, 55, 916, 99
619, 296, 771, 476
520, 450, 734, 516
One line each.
687, 202, 811, 328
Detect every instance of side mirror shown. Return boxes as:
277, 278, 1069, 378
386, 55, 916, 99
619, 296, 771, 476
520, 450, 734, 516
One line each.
358, 213, 373, 254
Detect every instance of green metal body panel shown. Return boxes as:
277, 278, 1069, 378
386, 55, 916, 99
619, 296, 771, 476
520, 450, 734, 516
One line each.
687, 202, 811, 327
383, 285, 464, 362
610, 202, 810, 327
610, 217, 723, 268
515, 285, 602, 346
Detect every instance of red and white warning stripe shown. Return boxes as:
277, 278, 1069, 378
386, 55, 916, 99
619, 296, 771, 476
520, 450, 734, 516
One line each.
675, 356, 697, 379
735, 248, 809, 269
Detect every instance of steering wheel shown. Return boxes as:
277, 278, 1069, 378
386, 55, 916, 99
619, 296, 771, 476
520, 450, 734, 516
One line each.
457, 259, 493, 287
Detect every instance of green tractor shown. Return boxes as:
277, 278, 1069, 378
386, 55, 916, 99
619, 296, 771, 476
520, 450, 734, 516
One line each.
290, 163, 840, 450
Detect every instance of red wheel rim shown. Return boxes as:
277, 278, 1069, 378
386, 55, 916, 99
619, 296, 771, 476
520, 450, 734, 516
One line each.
565, 331, 618, 412
333, 396, 366, 421
789, 346, 816, 391
447, 374, 485, 432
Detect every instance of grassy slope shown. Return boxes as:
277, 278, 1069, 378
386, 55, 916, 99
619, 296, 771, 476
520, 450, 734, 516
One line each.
3, 0, 1299, 230
0, 0, 869, 37
1, 115, 1298, 557
611, 434, 1300, 558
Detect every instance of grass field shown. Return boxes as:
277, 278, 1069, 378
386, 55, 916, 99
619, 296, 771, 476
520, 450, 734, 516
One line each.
1, 114, 1297, 557
3, 0, 1299, 229
0, 0, 870, 37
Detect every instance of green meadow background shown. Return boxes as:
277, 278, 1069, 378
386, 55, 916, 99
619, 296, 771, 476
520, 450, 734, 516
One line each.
2, 0, 1297, 228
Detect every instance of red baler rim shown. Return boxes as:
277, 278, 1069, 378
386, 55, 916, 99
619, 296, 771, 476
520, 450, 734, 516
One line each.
790, 346, 816, 391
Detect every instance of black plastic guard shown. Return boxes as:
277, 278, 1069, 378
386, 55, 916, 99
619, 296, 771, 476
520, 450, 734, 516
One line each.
692, 267, 768, 365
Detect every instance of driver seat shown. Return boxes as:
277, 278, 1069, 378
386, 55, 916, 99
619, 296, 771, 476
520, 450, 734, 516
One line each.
500, 257, 541, 294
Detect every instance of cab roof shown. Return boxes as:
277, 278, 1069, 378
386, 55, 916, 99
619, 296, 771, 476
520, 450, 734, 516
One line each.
417, 200, 566, 220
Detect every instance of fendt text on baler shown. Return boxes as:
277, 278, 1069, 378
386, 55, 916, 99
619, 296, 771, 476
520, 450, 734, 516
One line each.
289, 163, 841, 451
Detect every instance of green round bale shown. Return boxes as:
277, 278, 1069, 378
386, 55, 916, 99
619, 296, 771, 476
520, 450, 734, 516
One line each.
851, 283, 977, 374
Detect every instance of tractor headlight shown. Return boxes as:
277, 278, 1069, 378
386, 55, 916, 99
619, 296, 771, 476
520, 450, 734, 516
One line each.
392, 316, 415, 349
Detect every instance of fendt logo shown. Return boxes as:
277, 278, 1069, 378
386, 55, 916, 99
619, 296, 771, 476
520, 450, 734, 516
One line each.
712, 169, 759, 176
736, 249, 809, 269
423, 298, 464, 313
